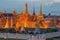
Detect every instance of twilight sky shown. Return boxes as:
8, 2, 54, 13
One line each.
0, 0, 60, 15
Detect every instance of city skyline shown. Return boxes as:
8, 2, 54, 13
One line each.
0, 0, 60, 15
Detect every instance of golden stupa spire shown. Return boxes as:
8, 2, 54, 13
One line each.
39, 4, 44, 20
40, 5, 43, 16
5, 16, 9, 28
33, 7, 35, 15
23, 3, 29, 14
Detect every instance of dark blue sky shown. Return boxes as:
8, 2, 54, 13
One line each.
0, 0, 60, 15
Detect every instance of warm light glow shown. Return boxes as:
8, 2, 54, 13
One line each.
5, 17, 9, 28
0, 3, 59, 32
20, 27, 25, 32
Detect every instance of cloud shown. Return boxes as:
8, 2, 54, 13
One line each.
53, 0, 60, 2
1, 0, 60, 5
27, 0, 60, 5
24, 0, 53, 5
7, 0, 60, 3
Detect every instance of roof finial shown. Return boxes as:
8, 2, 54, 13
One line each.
13, 8, 18, 15
40, 4, 43, 16
33, 5, 35, 15
24, 1, 29, 14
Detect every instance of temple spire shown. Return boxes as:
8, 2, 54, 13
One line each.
33, 7, 35, 15
39, 5, 44, 20
40, 5, 43, 16
24, 3, 29, 14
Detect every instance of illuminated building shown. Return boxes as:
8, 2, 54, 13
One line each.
0, 3, 60, 31
5, 16, 9, 28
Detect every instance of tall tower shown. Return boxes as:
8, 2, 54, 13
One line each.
32, 7, 37, 21
38, 5, 44, 21
23, 3, 29, 15
33, 7, 35, 15
38, 5, 45, 28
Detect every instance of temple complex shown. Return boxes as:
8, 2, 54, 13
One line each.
0, 3, 60, 31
